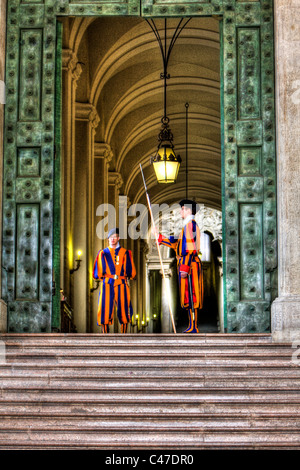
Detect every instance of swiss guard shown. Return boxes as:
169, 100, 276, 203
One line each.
155, 199, 203, 333
93, 228, 136, 333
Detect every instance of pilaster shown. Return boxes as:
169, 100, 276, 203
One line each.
271, 0, 300, 342
73, 102, 100, 332
159, 266, 176, 334
94, 143, 113, 219
92, 142, 113, 331
108, 171, 123, 229
61, 49, 82, 300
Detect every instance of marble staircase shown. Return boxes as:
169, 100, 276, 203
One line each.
0, 333, 299, 449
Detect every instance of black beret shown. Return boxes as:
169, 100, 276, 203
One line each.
179, 199, 198, 215
107, 227, 119, 238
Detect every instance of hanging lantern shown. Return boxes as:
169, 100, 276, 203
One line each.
146, 18, 190, 184
151, 116, 181, 184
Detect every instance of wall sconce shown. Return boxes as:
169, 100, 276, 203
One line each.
139, 317, 149, 333
131, 314, 139, 328
90, 279, 100, 293
70, 250, 82, 274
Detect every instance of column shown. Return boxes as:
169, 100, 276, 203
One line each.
94, 142, 113, 250
271, 1, 300, 342
94, 143, 113, 222
108, 172, 123, 230
139, 240, 148, 332
128, 236, 138, 333
146, 266, 152, 333
144, 243, 151, 332
61, 49, 82, 303
160, 267, 175, 333
92, 143, 113, 332
73, 102, 99, 333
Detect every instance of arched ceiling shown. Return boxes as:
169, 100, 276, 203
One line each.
63, 16, 221, 211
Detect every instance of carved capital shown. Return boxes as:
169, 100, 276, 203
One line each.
62, 49, 75, 70
159, 268, 172, 278
140, 241, 149, 256
62, 49, 82, 84
109, 171, 123, 191
89, 108, 100, 130
75, 102, 100, 130
94, 143, 113, 168
104, 148, 113, 167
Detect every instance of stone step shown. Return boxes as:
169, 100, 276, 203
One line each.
1, 415, 300, 431
4, 353, 295, 366
2, 344, 293, 356
0, 430, 299, 450
1, 364, 299, 377
2, 338, 292, 348
0, 334, 291, 358
1, 375, 300, 389
0, 402, 299, 417
0, 333, 298, 450
1, 365, 299, 377
3, 357, 296, 368
7, 352, 295, 364
1, 388, 300, 403
0, 333, 274, 344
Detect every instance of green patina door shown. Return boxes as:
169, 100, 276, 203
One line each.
2, 0, 276, 333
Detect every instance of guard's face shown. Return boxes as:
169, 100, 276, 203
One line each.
180, 205, 192, 219
108, 234, 120, 247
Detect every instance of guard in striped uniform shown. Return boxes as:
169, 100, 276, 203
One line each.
156, 200, 203, 333
93, 228, 136, 333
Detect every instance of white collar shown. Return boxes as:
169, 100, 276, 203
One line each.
109, 242, 120, 249
183, 214, 195, 226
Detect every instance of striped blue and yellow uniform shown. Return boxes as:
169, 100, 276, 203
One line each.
158, 219, 203, 332
93, 246, 136, 330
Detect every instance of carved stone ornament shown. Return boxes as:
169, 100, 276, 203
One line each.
94, 143, 113, 168
155, 205, 222, 242
109, 171, 123, 191
62, 49, 82, 84
75, 102, 100, 130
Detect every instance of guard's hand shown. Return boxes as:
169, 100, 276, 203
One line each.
181, 272, 188, 278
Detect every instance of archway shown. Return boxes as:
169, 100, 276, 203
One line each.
146, 205, 223, 333
60, 16, 222, 333
1, 1, 277, 334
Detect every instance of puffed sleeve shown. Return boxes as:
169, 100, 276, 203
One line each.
93, 250, 105, 280
157, 233, 178, 251
124, 250, 136, 280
